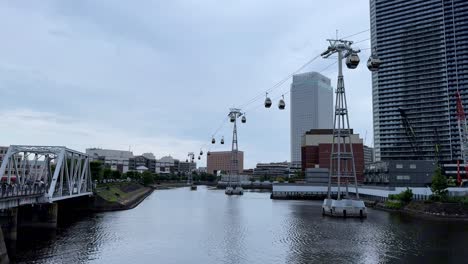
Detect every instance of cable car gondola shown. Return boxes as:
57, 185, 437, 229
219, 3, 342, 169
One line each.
367, 51, 381, 72
221, 137, 224, 144
241, 115, 246, 123
198, 156, 201, 160
200, 150, 203, 156
211, 137, 216, 144
278, 95, 285, 110
230, 114, 236, 123
345, 53, 360, 69
264, 92, 272, 108
207, 151, 211, 156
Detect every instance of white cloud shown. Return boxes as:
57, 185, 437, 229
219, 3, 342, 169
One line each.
0, 0, 374, 168
0, 109, 204, 163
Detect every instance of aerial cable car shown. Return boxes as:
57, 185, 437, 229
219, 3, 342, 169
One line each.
229, 113, 236, 123
278, 95, 286, 110
198, 156, 201, 160
345, 52, 360, 69
241, 115, 246, 123
264, 92, 272, 108
211, 137, 216, 144
367, 49, 382, 72
221, 136, 225, 144
200, 150, 203, 156
207, 151, 211, 156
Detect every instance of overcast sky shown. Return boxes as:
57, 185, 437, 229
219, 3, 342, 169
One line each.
0, 0, 373, 168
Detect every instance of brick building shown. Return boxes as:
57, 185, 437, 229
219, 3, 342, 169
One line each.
301, 129, 364, 182
207, 151, 243, 175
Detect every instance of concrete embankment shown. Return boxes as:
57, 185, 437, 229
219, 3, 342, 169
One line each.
151, 182, 189, 190
366, 200, 468, 220
92, 182, 153, 212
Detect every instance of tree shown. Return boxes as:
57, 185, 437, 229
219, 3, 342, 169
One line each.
142, 171, 154, 186
447, 176, 457, 187
90, 161, 104, 182
275, 177, 285, 183
111, 170, 122, 179
431, 167, 448, 199
102, 168, 113, 180
294, 170, 305, 180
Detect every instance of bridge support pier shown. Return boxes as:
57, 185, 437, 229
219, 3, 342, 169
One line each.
0, 208, 18, 242
19, 203, 58, 229
0, 228, 8, 264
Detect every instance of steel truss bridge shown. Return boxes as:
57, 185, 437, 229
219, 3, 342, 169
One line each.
0, 146, 93, 209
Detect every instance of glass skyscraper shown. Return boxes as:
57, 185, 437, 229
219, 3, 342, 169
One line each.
290, 72, 333, 167
370, 0, 468, 161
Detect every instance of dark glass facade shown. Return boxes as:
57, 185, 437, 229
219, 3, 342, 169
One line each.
371, 0, 468, 161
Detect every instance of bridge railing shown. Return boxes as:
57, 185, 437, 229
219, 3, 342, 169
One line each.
0, 184, 47, 199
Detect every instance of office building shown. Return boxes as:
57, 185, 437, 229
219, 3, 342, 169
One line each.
364, 160, 436, 187
207, 151, 244, 175
156, 156, 176, 174
290, 72, 333, 167
363, 145, 375, 166
86, 148, 133, 173
301, 129, 365, 182
370, 0, 468, 161
129, 155, 156, 172
253, 162, 290, 180
178, 161, 196, 174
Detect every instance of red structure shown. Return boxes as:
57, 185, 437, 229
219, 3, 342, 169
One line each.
301, 129, 365, 182
456, 91, 468, 184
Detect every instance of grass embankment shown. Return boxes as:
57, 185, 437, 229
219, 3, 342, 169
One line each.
93, 182, 152, 211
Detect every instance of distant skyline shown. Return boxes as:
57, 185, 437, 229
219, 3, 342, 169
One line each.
0, 0, 373, 168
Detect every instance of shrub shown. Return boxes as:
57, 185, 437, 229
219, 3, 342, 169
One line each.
385, 200, 403, 209
399, 188, 413, 203
388, 188, 413, 203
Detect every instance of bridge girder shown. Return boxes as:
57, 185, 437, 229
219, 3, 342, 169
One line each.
0, 145, 93, 206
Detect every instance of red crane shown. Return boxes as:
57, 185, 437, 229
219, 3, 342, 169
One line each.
455, 91, 468, 185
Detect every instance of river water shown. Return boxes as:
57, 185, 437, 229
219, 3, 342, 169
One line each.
13, 186, 468, 263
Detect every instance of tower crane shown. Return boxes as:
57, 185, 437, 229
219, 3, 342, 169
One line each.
398, 108, 420, 158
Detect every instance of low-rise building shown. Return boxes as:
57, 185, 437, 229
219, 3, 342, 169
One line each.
129, 155, 156, 172
178, 161, 196, 174
253, 162, 290, 180
86, 148, 134, 173
156, 156, 176, 175
197, 167, 207, 174
301, 129, 364, 182
364, 160, 436, 187
207, 151, 244, 175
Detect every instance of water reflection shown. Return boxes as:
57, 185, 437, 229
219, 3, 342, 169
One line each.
13, 186, 468, 263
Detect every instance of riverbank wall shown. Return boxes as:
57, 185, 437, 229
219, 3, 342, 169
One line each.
365, 200, 468, 220
217, 182, 272, 190
271, 184, 468, 219
92, 182, 153, 212
271, 183, 468, 201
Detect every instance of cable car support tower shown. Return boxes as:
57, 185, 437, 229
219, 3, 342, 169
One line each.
225, 108, 245, 195
320, 38, 380, 218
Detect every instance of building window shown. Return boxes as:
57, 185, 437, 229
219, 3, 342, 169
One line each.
410, 164, 416, 169
396, 175, 410, 180
396, 164, 403, 169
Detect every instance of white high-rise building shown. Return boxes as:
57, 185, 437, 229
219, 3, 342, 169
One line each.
290, 72, 333, 168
